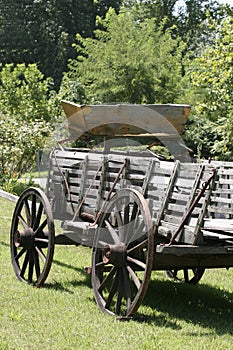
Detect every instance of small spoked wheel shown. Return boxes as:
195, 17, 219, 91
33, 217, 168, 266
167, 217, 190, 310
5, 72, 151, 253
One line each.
165, 268, 205, 285
10, 187, 55, 286
92, 188, 154, 317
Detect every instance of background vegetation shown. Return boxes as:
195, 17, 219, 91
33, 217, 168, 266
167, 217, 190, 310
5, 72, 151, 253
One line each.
1, 0, 233, 190
1, 197, 233, 349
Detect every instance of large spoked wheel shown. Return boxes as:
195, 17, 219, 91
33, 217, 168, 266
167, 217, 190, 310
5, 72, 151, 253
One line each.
10, 187, 55, 286
165, 268, 205, 285
92, 188, 154, 317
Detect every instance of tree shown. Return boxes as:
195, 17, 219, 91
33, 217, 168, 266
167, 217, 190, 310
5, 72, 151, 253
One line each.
0, 112, 50, 188
0, 0, 123, 90
175, 0, 231, 54
0, 63, 59, 123
0, 63, 59, 186
122, 1, 231, 55
184, 17, 233, 160
60, 8, 186, 104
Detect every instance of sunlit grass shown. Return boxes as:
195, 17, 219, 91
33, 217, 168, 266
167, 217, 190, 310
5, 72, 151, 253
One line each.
1, 197, 233, 350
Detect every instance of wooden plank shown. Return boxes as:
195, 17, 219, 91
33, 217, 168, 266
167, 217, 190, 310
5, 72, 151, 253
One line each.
149, 166, 173, 176
217, 168, 233, 176
170, 192, 190, 201
202, 230, 233, 240
208, 206, 233, 214
204, 218, 233, 231
167, 203, 187, 213
156, 244, 233, 255
154, 160, 180, 226
51, 157, 84, 167
212, 189, 233, 195
216, 178, 233, 185
157, 223, 198, 244
175, 177, 195, 188
149, 174, 171, 185
210, 196, 233, 205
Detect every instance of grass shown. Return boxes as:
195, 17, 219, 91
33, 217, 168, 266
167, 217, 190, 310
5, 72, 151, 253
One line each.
1, 197, 233, 349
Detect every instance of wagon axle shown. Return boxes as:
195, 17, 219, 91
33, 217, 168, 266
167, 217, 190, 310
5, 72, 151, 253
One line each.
14, 229, 49, 249
14, 228, 34, 249
102, 243, 127, 267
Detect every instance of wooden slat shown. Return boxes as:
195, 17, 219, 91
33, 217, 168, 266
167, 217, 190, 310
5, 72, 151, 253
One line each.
154, 160, 180, 226
210, 196, 233, 205
156, 244, 233, 255
208, 206, 233, 214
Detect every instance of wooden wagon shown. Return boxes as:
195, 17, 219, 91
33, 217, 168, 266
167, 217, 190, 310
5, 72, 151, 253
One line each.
10, 102, 233, 317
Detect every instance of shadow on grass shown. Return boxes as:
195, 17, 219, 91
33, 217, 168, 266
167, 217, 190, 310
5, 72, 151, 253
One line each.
137, 279, 233, 335
0, 240, 9, 247
41, 257, 233, 335
44, 258, 92, 293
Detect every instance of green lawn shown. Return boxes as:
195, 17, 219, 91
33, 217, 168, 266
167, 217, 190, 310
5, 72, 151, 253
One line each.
1, 197, 233, 350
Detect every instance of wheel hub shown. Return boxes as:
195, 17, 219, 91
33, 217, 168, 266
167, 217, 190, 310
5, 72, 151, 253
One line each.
14, 228, 34, 249
102, 243, 127, 267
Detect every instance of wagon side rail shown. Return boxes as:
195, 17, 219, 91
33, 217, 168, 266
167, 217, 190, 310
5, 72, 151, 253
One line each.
155, 163, 233, 270
150, 162, 216, 245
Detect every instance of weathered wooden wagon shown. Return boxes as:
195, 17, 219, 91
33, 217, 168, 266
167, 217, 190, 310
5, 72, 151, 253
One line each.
10, 102, 233, 317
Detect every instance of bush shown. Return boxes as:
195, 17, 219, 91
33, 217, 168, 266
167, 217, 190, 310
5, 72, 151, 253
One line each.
0, 112, 50, 190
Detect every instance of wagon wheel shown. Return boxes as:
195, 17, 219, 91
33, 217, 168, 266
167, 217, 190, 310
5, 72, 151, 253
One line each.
92, 188, 154, 317
10, 187, 55, 286
165, 268, 205, 285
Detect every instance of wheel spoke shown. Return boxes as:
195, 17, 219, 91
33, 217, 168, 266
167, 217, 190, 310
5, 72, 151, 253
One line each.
18, 214, 28, 230
31, 194, 37, 227
28, 251, 34, 283
105, 270, 119, 309
165, 268, 205, 284
126, 265, 141, 290
116, 270, 123, 315
104, 220, 120, 244
98, 266, 116, 293
128, 220, 145, 244
33, 202, 43, 230
130, 202, 139, 222
127, 239, 148, 254
15, 247, 26, 260
32, 248, 41, 279
127, 256, 146, 270
23, 199, 31, 226
183, 269, 189, 282
35, 246, 46, 263
124, 204, 130, 226
114, 209, 124, 241
34, 237, 49, 243
34, 218, 47, 236
20, 250, 29, 278
122, 267, 131, 313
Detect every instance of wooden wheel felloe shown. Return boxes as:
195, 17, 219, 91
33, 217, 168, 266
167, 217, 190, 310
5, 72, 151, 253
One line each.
92, 188, 154, 317
10, 187, 55, 286
165, 268, 205, 285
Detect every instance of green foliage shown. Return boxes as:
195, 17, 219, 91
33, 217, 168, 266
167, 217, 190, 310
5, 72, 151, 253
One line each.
61, 8, 186, 104
0, 64, 59, 187
0, 64, 59, 123
0, 0, 123, 90
1, 177, 38, 196
0, 112, 50, 188
185, 17, 233, 160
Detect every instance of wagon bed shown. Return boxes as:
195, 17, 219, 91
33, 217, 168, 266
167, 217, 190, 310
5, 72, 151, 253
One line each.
10, 102, 233, 318
48, 147, 233, 255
